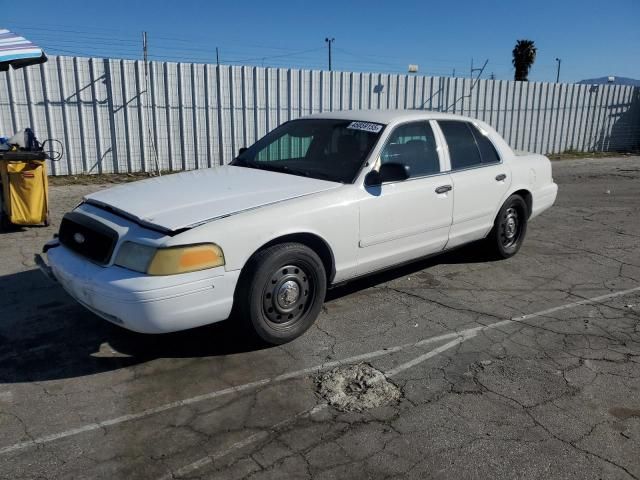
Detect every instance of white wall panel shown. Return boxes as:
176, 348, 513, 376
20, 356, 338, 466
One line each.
0, 55, 638, 175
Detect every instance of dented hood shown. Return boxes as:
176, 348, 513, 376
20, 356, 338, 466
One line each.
84, 166, 340, 232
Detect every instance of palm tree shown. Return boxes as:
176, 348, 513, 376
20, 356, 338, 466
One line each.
512, 40, 537, 81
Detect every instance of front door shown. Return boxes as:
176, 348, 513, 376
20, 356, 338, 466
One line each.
357, 121, 453, 275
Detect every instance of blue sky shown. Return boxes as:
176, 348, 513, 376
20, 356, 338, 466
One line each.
3, 0, 639, 82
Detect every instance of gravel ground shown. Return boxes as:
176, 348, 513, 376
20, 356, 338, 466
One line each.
0, 156, 639, 479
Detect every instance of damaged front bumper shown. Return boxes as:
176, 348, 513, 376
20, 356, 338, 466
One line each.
35, 240, 240, 334
34, 239, 60, 283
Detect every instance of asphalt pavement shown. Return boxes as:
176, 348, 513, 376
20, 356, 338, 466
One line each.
1, 156, 639, 479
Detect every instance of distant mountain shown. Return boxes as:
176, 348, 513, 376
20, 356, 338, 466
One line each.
577, 76, 640, 86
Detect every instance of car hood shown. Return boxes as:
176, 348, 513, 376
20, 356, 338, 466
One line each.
84, 166, 340, 232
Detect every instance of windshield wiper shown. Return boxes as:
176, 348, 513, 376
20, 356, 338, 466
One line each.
236, 161, 340, 183
232, 160, 300, 177
299, 170, 340, 182
253, 163, 298, 175
273, 165, 342, 182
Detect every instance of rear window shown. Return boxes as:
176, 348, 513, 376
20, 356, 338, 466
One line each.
470, 124, 500, 164
439, 121, 482, 170
439, 121, 501, 170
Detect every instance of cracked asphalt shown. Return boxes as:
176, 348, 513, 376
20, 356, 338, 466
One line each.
1, 156, 639, 479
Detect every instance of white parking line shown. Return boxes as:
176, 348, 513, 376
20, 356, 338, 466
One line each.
158, 403, 329, 480
387, 285, 640, 376
0, 337, 440, 456
161, 285, 640, 479
386, 336, 469, 377
1, 285, 638, 458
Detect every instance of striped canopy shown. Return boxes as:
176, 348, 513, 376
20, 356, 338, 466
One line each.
0, 28, 47, 71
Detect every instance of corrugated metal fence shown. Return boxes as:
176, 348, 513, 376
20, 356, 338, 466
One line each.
1, 55, 639, 176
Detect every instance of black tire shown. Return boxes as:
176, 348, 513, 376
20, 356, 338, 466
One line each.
235, 242, 327, 345
486, 194, 528, 259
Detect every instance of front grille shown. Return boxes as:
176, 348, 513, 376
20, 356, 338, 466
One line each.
59, 212, 118, 264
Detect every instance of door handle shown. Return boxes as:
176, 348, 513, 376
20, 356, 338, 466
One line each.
435, 185, 452, 194
495, 173, 507, 181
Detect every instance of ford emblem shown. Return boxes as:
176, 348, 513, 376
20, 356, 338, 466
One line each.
73, 232, 86, 244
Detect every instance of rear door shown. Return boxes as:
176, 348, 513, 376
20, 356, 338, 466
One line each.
357, 120, 453, 275
436, 120, 511, 249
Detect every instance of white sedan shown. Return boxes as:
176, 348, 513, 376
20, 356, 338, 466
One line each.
38, 110, 557, 344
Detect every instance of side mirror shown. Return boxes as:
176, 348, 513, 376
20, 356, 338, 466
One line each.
238, 147, 248, 156
365, 162, 410, 186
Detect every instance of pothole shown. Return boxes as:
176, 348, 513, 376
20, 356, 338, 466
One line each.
316, 363, 401, 412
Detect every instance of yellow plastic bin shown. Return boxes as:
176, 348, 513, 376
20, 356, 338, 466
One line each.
0, 152, 50, 228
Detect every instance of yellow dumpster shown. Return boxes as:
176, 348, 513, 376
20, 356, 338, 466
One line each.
0, 152, 50, 228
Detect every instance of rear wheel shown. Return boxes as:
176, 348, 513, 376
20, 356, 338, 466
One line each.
235, 243, 327, 345
486, 195, 528, 259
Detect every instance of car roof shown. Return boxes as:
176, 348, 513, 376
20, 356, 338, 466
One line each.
302, 109, 477, 125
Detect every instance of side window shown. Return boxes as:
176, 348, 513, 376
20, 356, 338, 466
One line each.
438, 121, 482, 170
469, 124, 501, 164
380, 121, 440, 178
257, 133, 312, 161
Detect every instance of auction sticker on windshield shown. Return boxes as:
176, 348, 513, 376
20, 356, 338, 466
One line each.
347, 121, 383, 133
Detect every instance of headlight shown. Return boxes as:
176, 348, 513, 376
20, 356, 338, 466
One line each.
115, 242, 225, 275
114, 242, 157, 273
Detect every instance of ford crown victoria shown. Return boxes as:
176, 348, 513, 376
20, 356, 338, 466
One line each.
37, 110, 558, 344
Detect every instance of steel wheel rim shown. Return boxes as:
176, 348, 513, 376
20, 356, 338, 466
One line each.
500, 207, 521, 248
262, 264, 314, 326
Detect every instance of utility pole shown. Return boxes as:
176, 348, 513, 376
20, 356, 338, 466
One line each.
141, 31, 160, 176
216, 47, 220, 66
452, 68, 456, 77
325, 37, 334, 71
555, 58, 561, 83
471, 58, 483, 79
443, 59, 488, 112
142, 31, 148, 64
490, 72, 495, 80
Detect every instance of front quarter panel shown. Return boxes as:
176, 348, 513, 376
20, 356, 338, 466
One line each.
166, 185, 361, 283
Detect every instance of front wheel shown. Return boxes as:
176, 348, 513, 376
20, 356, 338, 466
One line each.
486, 195, 528, 259
235, 243, 327, 345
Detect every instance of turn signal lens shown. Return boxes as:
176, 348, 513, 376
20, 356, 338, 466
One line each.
147, 244, 225, 275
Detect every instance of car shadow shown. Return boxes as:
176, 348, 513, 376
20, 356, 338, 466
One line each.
0, 242, 494, 384
0, 268, 268, 384
327, 240, 494, 301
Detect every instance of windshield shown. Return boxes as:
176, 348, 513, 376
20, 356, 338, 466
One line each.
232, 119, 385, 183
